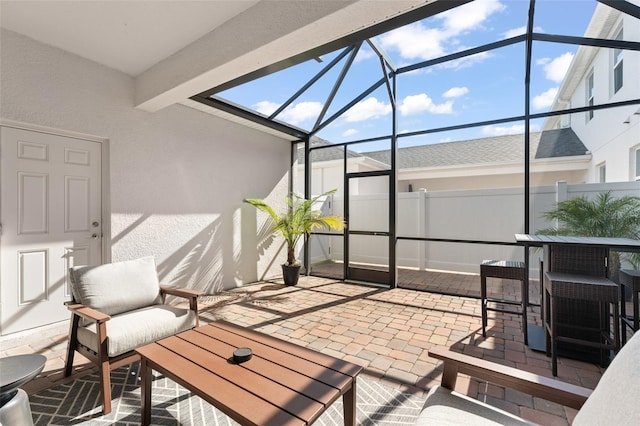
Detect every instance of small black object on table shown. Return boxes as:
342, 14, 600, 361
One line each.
233, 347, 253, 364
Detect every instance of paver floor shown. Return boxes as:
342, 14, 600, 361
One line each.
2, 275, 616, 425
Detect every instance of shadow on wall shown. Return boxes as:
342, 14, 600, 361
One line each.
157, 218, 225, 295
241, 202, 287, 282
111, 171, 293, 293
111, 212, 227, 295
111, 207, 288, 296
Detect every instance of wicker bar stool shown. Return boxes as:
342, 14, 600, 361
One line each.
619, 269, 640, 344
544, 272, 619, 376
480, 260, 527, 343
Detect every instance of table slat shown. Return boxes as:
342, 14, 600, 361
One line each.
198, 324, 357, 390
179, 329, 340, 406
136, 343, 303, 426
210, 321, 362, 376
160, 333, 329, 421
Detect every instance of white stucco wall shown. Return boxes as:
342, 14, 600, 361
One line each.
1, 29, 292, 293
567, 12, 640, 183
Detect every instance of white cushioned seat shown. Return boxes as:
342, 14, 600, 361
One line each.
572, 327, 640, 425
69, 256, 198, 357
417, 385, 535, 425
77, 304, 197, 357
65, 256, 202, 415
421, 330, 640, 425
69, 256, 162, 316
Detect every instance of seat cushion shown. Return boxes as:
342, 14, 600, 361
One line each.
416, 385, 535, 426
77, 305, 196, 357
573, 330, 640, 425
69, 256, 162, 316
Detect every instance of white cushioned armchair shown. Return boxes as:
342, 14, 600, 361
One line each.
64, 256, 203, 414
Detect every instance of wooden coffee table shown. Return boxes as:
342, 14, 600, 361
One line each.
136, 320, 363, 425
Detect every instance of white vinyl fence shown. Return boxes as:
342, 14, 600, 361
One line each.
310, 181, 639, 275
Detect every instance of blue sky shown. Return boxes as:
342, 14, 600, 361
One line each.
218, 0, 599, 149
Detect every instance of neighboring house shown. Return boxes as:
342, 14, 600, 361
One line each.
370, 129, 590, 192
544, 2, 640, 184
303, 128, 590, 194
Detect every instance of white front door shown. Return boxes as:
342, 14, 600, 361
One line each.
1, 126, 103, 335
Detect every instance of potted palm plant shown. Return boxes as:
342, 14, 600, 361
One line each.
244, 189, 344, 285
539, 191, 640, 283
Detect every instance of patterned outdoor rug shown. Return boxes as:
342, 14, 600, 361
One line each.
30, 362, 427, 425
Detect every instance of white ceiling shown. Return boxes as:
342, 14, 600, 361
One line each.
0, 0, 260, 76
1, 0, 443, 113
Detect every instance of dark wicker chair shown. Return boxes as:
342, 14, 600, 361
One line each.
544, 271, 619, 376
619, 269, 640, 344
480, 260, 527, 343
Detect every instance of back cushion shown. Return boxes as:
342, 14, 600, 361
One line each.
573, 330, 640, 425
69, 256, 162, 316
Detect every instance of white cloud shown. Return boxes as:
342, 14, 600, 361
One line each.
443, 87, 469, 98
379, 22, 445, 61
399, 94, 454, 116
253, 100, 323, 125
380, 0, 505, 63
481, 123, 541, 136
438, 0, 505, 34
503, 26, 527, 38
342, 129, 359, 137
253, 100, 280, 116
533, 87, 558, 110
355, 46, 376, 63
541, 52, 574, 83
502, 25, 544, 39
344, 97, 392, 122
438, 51, 493, 69
279, 101, 323, 125
536, 57, 551, 66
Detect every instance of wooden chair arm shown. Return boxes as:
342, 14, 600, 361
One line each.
66, 303, 111, 323
428, 347, 591, 410
160, 286, 204, 301
160, 285, 203, 326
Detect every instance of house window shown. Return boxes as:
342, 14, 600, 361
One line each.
635, 148, 640, 181
598, 163, 606, 183
613, 28, 623, 94
586, 71, 594, 121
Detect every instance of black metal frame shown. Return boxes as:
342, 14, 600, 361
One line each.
191, 0, 640, 288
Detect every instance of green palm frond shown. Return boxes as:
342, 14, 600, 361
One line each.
244, 189, 344, 265
540, 192, 640, 238
539, 191, 640, 281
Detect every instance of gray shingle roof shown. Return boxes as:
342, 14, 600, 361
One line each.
534, 128, 589, 159
365, 128, 587, 168
305, 139, 364, 162
301, 128, 587, 168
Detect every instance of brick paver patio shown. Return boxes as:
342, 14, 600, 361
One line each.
2, 274, 615, 425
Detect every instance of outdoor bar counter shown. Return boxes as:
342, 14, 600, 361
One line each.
515, 234, 640, 365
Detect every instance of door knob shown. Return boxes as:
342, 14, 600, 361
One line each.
92, 233, 99, 239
